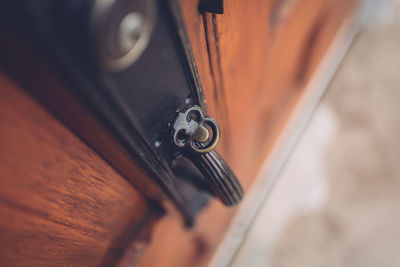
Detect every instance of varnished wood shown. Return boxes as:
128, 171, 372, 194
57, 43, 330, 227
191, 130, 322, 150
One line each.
0, 0, 361, 266
0, 72, 158, 266
135, 0, 360, 266
0, 20, 166, 207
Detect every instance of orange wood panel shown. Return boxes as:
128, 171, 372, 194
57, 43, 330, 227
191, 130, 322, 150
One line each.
0, 20, 166, 206
134, 0, 360, 266
0, 72, 159, 266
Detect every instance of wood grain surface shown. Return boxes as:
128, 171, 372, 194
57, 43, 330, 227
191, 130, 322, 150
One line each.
0, 0, 360, 266
0, 19, 166, 209
0, 72, 159, 266
134, 0, 360, 266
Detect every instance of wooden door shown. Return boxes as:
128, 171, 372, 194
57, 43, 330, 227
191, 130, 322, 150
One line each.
0, 0, 360, 266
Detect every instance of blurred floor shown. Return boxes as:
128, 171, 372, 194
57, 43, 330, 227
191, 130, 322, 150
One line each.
231, 0, 400, 266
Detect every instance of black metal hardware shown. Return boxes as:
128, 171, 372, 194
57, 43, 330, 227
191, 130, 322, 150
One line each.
0, 0, 242, 225
190, 150, 243, 206
173, 105, 243, 206
198, 0, 224, 14
173, 105, 220, 153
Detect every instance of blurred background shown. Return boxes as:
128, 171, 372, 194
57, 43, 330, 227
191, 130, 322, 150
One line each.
231, 0, 400, 266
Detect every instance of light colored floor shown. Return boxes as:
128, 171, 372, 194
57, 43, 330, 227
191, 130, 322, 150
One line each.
231, 1, 400, 266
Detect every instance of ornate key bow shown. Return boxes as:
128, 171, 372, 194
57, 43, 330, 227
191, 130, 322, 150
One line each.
172, 105, 244, 206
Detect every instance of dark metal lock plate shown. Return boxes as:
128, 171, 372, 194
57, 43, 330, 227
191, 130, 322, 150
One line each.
0, 0, 243, 225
